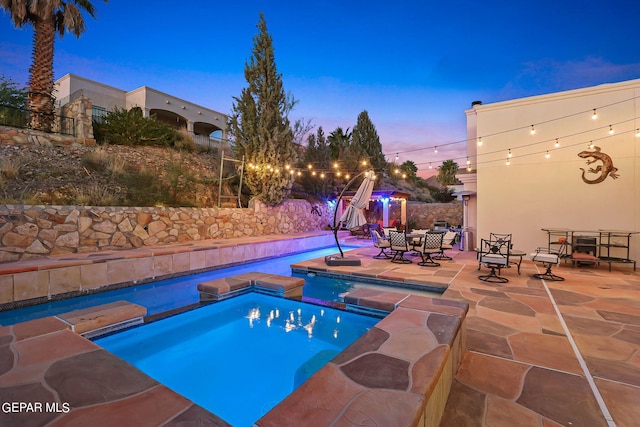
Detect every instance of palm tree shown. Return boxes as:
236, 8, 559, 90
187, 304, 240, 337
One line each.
1, 0, 105, 131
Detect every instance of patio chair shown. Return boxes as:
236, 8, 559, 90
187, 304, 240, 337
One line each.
409, 229, 429, 251
382, 226, 397, 239
417, 231, 444, 267
389, 230, 412, 264
478, 233, 512, 269
371, 229, 392, 259
434, 230, 458, 260
478, 238, 510, 283
530, 244, 566, 281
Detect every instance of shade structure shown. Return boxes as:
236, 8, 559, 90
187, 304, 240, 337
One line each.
339, 170, 375, 229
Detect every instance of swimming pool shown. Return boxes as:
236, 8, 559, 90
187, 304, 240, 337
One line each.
95, 292, 378, 427
0, 247, 347, 325
0, 246, 438, 326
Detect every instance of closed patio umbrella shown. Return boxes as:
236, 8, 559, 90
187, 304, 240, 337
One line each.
326, 170, 376, 265
339, 170, 375, 229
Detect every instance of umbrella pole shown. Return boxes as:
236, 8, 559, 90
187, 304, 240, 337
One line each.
327, 170, 371, 265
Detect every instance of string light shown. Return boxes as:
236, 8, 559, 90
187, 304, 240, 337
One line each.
554, 138, 560, 148
545, 151, 550, 159
434, 146, 438, 153
592, 109, 598, 120
506, 158, 511, 166
477, 137, 483, 146
429, 162, 432, 169
589, 141, 595, 149
466, 157, 471, 165
395, 153, 399, 161
636, 129, 640, 137
530, 125, 536, 135
608, 125, 615, 135
507, 148, 512, 158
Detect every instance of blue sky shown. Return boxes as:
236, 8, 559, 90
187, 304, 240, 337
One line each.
2, 1, 640, 176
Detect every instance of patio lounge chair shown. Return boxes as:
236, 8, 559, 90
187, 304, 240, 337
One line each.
416, 231, 444, 267
478, 238, 510, 283
371, 229, 392, 259
389, 230, 412, 264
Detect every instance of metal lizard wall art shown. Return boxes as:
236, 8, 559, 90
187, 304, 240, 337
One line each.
577, 146, 619, 184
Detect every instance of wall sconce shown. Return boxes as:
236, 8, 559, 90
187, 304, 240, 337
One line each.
181, 106, 186, 109
165, 100, 170, 104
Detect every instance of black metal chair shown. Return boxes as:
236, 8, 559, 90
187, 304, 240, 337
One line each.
389, 230, 412, 264
371, 229, 392, 259
478, 233, 512, 270
530, 242, 567, 281
478, 238, 511, 283
417, 231, 444, 267
434, 230, 458, 260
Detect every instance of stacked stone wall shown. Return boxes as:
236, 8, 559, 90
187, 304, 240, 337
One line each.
405, 201, 464, 229
0, 199, 333, 262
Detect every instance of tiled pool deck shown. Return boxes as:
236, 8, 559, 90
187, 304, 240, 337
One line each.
1, 232, 639, 426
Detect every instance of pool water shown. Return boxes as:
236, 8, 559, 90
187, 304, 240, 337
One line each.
0, 247, 350, 325
95, 292, 378, 427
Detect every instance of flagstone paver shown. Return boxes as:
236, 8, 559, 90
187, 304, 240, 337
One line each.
0, 234, 639, 426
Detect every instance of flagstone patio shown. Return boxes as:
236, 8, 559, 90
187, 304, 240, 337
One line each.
0, 233, 638, 426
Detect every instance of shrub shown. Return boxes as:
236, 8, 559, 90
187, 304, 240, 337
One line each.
93, 107, 179, 148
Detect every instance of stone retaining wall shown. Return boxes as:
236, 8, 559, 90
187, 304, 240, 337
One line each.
0, 199, 333, 262
406, 201, 463, 229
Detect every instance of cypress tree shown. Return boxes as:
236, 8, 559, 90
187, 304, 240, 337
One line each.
227, 13, 298, 206
351, 110, 387, 172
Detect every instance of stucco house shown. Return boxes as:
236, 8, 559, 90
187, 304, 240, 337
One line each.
54, 74, 228, 150
458, 78, 640, 267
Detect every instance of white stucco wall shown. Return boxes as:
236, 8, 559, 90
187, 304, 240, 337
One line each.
465, 79, 640, 264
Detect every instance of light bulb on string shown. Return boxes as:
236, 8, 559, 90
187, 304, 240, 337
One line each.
307, 164, 313, 169
506, 158, 511, 166
545, 151, 550, 159
507, 148, 512, 158
609, 125, 615, 135
434, 146, 438, 153
636, 129, 640, 137
429, 162, 432, 169
592, 109, 598, 120
554, 138, 560, 148
589, 141, 595, 149
466, 157, 471, 165
477, 137, 483, 146
395, 153, 399, 161
530, 125, 536, 135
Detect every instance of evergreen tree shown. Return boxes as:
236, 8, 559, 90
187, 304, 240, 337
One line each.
227, 13, 298, 206
300, 127, 333, 198
351, 110, 387, 172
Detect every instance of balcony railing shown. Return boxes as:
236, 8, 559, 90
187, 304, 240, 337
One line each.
0, 104, 75, 136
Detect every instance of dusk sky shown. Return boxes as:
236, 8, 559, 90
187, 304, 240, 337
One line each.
2, 1, 640, 176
